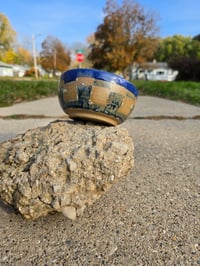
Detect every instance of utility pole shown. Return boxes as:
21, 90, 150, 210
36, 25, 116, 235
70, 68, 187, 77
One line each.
32, 33, 41, 79
32, 34, 38, 79
53, 49, 57, 77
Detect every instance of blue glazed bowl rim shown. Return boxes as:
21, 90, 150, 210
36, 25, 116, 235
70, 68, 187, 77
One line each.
61, 68, 138, 97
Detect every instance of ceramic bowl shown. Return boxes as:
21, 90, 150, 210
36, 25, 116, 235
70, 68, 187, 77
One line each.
58, 68, 138, 126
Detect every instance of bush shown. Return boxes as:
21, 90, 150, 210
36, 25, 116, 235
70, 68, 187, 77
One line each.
0, 79, 58, 107
24, 67, 41, 77
169, 56, 200, 81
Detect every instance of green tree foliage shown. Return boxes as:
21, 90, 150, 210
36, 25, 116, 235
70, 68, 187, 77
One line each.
87, 0, 159, 76
40, 36, 71, 75
155, 34, 200, 81
0, 13, 16, 61
154, 35, 200, 62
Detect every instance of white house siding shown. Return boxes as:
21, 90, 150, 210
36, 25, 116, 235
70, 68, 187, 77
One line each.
0, 61, 14, 77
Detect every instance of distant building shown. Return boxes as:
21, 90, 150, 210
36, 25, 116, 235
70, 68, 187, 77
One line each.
132, 61, 179, 82
0, 61, 14, 77
0, 62, 47, 78
13, 65, 29, 77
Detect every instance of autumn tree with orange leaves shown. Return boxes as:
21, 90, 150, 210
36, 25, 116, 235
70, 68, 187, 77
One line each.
40, 36, 71, 76
88, 0, 159, 77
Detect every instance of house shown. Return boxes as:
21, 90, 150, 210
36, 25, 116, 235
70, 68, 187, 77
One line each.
13, 65, 29, 77
132, 61, 179, 81
0, 61, 14, 77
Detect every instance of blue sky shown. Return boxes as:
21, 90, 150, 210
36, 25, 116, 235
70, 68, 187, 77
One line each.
1, 0, 199, 50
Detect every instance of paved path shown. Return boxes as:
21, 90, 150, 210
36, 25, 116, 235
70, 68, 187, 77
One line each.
0, 96, 200, 265
0, 95, 200, 118
0, 96, 199, 141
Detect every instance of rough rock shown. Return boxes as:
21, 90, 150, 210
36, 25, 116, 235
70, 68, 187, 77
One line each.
0, 120, 134, 220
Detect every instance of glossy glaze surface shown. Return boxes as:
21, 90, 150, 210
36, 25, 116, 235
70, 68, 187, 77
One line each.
58, 68, 138, 125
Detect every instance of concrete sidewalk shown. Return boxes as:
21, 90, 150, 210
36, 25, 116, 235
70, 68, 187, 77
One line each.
0, 96, 199, 142
0, 95, 200, 118
0, 96, 200, 265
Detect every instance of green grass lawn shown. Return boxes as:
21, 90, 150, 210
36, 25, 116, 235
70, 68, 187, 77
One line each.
0, 79, 199, 107
133, 80, 200, 106
0, 79, 59, 107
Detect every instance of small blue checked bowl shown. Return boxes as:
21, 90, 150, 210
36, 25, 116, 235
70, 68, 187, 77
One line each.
58, 68, 138, 125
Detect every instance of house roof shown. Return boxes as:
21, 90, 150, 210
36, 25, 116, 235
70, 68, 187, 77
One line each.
0, 61, 13, 68
140, 62, 168, 69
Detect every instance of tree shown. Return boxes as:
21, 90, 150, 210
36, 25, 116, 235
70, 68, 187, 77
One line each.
193, 34, 200, 42
154, 35, 200, 62
0, 13, 16, 59
15, 47, 32, 66
155, 34, 200, 81
2, 46, 32, 65
87, 0, 159, 76
1, 48, 16, 64
40, 36, 71, 76
169, 56, 200, 81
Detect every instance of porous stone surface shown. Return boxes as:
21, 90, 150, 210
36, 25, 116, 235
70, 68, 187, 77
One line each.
0, 120, 134, 220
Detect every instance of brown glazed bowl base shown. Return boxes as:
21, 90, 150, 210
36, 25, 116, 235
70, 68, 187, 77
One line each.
64, 108, 120, 126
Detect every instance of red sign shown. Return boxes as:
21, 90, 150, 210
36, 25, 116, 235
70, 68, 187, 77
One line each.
76, 53, 84, 63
